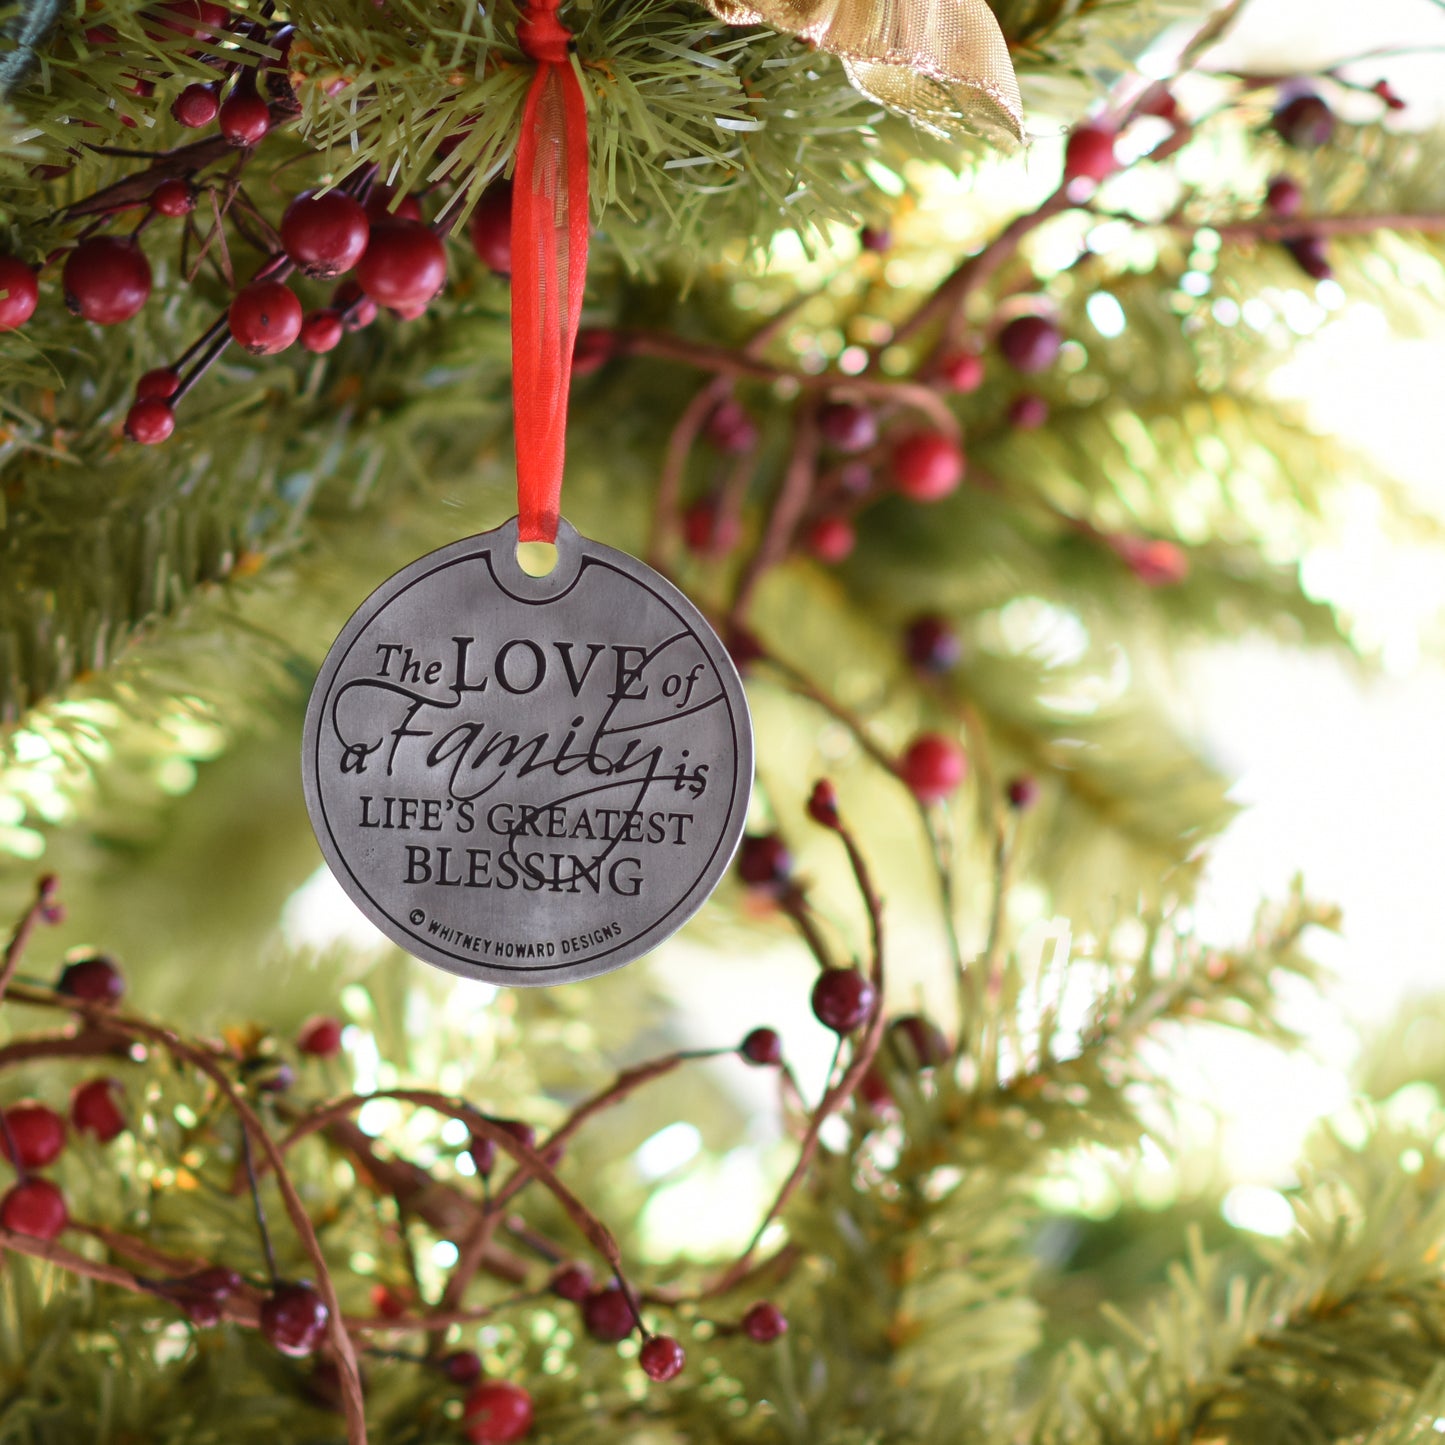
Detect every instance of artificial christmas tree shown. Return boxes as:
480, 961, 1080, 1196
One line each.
2, 0, 1445, 1442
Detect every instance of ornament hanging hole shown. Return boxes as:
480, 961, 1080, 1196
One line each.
516, 540, 558, 577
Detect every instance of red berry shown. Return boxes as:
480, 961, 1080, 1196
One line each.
333, 280, 378, 330
682, 498, 741, 558
365, 185, 422, 223
740, 1027, 782, 1066
389, 297, 430, 321
805, 516, 856, 563
297, 1015, 343, 1057
806, 780, 839, 828
57, 953, 125, 1004
904, 614, 962, 673
999, 313, 1062, 373
442, 1349, 483, 1385
1265, 175, 1303, 217
737, 834, 791, 890
136, 367, 181, 400
300, 309, 344, 354
63, 238, 151, 325
218, 89, 271, 147
463, 1381, 534, 1444
582, 1285, 635, 1342
355, 220, 447, 310
891, 431, 964, 501
818, 401, 877, 453
171, 82, 218, 127
70, 1079, 126, 1143
0, 1103, 65, 1168
370, 1283, 408, 1318
640, 1335, 685, 1382
470, 183, 513, 276
1113, 535, 1189, 586
1009, 394, 1050, 430
470, 1133, 498, 1177
126, 398, 176, 445
229, 280, 302, 355
1374, 78, 1407, 111
1284, 234, 1332, 282
1273, 92, 1334, 149
1006, 775, 1039, 809
172, 1265, 242, 1323
281, 191, 371, 279
150, 178, 195, 217
810, 968, 876, 1034
551, 1262, 592, 1301
888, 1014, 949, 1068
572, 328, 614, 377
0, 257, 39, 332
1138, 86, 1179, 123
0, 1179, 68, 1240
859, 225, 891, 253
899, 734, 968, 804
742, 1302, 787, 1342
1064, 124, 1118, 183
260, 1283, 329, 1357
858, 1065, 894, 1112
937, 351, 984, 393
704, 397, 759, 455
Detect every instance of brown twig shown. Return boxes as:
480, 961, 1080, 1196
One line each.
0, 876, 58, 1007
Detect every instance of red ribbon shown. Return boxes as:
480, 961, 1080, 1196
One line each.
512, 0, 589, 544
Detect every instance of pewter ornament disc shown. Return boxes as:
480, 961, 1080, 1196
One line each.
302, 518, 754, 986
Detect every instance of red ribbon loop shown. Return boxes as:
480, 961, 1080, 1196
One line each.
511, 0, 589, 544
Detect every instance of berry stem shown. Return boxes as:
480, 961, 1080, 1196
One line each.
237, 1117, 281, 1288
0, 876, 59, 1008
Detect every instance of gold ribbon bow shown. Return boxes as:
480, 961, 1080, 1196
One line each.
705, 0, 1024, 146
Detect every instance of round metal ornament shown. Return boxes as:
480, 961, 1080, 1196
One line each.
302, 518, 754, 986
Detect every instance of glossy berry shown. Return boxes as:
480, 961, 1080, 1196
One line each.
171, 82, 219, 128
218, 89, 271, 147
999, 313, 1062, 373
742, 1302, 788, 1342
297, 1015, 343, 1057
1273, 92, 1334, 149
0, 257, 39, 332
704, 398, 759, 455
640, 1335, 686, 1382
1065, 124, 1118, 183
805, 516, 856, 563
229, 280, 302, 355
891, 431, 964, 501
818, 401, 877, 453
126, 398, 176, 445
811, 968, 876, 1034
1265, 175, 1303, 217
740, 1027, 783, 1066
470, 183, 513, 276
806, 779, 840, 828
333, 280, 378, 330
174, 1265, 242, 1323
150, 178, 195, 217
1006, 775, 1039, 810
1009, 394, 1050, 430
260, 1283, 329, 1357
0, 1179, 68, 1240
737, 834, 791, 890
1285, 235, 1332, 282
299, 309, 344, 354
0, 1103, 65, 1168
63, 238, 151, 325
365, 185, 422, 223
463, 1381, 534, 1444
582, 1285, 635, 1343
937, 350, 984, 393
904, 614, 962, 673
442, 1349, 483, 1385
900, 734, 968, 804
281, 191, 371, 279
551, 1263, 592, 1302
888, 1014, 949, 1069
1114, 535, 1189, 586
682, 498, 741, 558
356, 220, 447, 310
57, 953, 125, 1004
136, 368, 180, 401
71, 1079, 126, 1142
